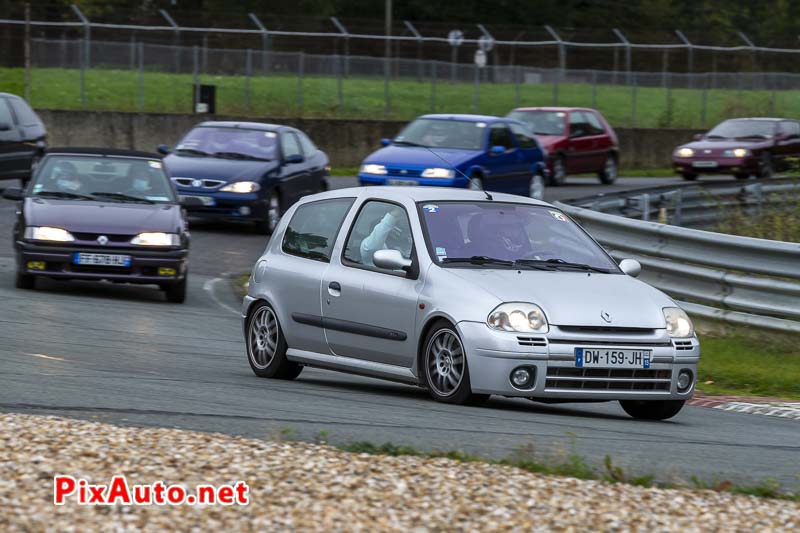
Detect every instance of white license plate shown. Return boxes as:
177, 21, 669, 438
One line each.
387, 179, 417, 186
73, 253, 131, 267
575, 348, 651, 369
179, 194, 215, 206
692, 160, 718, 168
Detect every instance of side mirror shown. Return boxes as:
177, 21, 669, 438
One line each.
569, 129, 584, 139
179, 196, 204, 208
373, 249, 412, 272
0, 122, 11, 132
619, 258, 641, 277
692, 133, 703, 141
380, 138, 392, 147
490, 145, 505, 155
2, 187, 23, 201
284, 153, 304, 165
157, 144, 171, 155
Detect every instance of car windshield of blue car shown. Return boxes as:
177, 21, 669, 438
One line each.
175, 126, 277, 160
419, 201, 619, 272
30, 155, 176, 204
706, 120, 775, 140
394, 119, 485, 150
507, 111, 566, 136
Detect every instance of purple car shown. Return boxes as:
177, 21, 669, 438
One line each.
1, 148, 197, 303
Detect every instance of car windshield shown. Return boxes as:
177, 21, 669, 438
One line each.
706, 120, 776, 139
175, 126, 277, 160
507, 111, 566, 135
30, 155, 176, 204
419, 201, 619, 272
394, 118, 485, 150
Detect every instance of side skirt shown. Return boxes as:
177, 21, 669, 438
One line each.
286, 348, 420, 386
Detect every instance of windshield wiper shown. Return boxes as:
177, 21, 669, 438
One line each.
442, 256, 514, 267
392, 140, 428, 148
212, 151, 271, 161
174, 147, 210, 157
515, 258, 612, 273
89, 192, 156, 204
33, 190, 95, 201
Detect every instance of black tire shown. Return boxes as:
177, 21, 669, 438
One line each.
163, 276, 187, 303
758, 152, 773, 179
549, 156, 567, 186
468, 173, 485, 191
681, 172, 698, 181
245, 301, 303, 379
254, 190, 282, 235
734, 172, 750, 180
598, 154, 618, 185
421, 320, 489, 405
15, 271, 35, 290
619, 400, 685, 420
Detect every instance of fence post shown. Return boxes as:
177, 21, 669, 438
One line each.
137, 42, 144, 112
245, 48, 252, 112
666, 72, 673, 127
384, 56, 391, 117
630, 75, 637, 127
430, 60, 437, 112
202, 34, 208, 73
591, 69, 597, 108
336, 54, 343, 113
192, 45, 199, 112
79, 36, 86, 109
473, 63, 479, 113
24, 2, 30, 101
514, 65, 520, 108
701, 75, 708, 128
297, 52, 304, 116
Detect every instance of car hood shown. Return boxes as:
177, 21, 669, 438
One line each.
163, 154, 278, 182
446, 269, 672, 328
681, 138, 769, 150
24, 198, 183, 234
362, 145, 478, 169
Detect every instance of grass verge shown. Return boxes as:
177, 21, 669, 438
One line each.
337, 439, 799, 501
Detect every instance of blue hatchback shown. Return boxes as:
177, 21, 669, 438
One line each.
358, 114, 548, 199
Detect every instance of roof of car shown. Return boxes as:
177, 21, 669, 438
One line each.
419, 114, 507, 123
0, 92, 25, 99
301, 186, 550, 207
721, 117, 787, 122
511, 107, 595, 113
45, 147, 163, 159
196, 121, 285, 130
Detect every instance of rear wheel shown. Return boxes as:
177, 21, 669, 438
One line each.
619, 400, 685, 420
468, 174, 485, 191
246, 302, 303, 379
598, 154, 618, 184
15, 271, 35, 290
550, 156, 567, 186
681, 172, 698, 181
254, 191, 282, 235
163, 276, 187, 303
422, 320, 488, 405
529, 173, 545, 200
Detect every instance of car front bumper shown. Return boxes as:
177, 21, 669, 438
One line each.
358, 174, 471, 188
16, 241, 188, 284
672, 157, 759, 175
178, 192, 270, 221
457, 321, 698, 400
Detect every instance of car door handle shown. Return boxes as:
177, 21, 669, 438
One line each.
328, 281, 341, 297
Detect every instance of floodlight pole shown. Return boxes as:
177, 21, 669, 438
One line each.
675, 30, 693, 87
738, 31, 757, 72
544, 25, 565, 72
612, 28, 631, 85
404, 20, 424, 82
70, 4, 90, 68
249, 13, 270, 74
160, 9, 181, 72
331, 17, 350, 76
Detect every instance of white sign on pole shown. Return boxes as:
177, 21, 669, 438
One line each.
474, 49, 487, 68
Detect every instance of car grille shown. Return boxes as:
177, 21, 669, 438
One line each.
545, 367, 672, 392
385, 167, 423, 178
517, 336, 547, 347
557, 326, 657, 335
71, 233, 136, 244
172, 177, 226, 189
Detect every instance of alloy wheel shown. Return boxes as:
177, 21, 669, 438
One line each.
529, 174, 545, 200
426, 329, 465, 397
248, 306, 279, 369
267, 195, 281, 233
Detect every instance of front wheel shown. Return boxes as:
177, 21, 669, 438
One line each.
422, 321, 488, 405
758, 153, 773, 179
468, 175, 485, 191
16, 271, 35, 290
619, 399, 685, 420
254, 192, 282, 235
163, 276, 187, 303
246, 302, 303, 379
549, 156, 567, 186
598, 155, 618, 184
529, 173, 545, 200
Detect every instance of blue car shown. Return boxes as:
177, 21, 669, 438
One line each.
358, 114, 548, 199
159, 121, 329, 234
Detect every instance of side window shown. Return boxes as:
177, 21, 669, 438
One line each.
792, 122, 800, 137
343, 201, 414, 271
568, 112, 591, 138
584, 112, 605, 135
488, 124, 515, 150
509, 123, 538, 149
282, 198, 355, 261
280, 132, 302, 159
0, 99, 14, 126
9, 98, 40, 126
779, 121, 800, 137
297, 131, 318, 156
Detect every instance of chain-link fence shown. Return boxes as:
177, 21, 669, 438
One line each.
15, 38, 800, 128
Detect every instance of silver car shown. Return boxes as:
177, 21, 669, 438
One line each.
242, 187, 699, 420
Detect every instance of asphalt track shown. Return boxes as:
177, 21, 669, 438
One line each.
1, 175, 797, 489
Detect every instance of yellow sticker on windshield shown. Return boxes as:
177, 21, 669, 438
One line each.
148, 161, 162, 169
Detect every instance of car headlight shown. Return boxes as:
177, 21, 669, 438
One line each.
723, 148, 750, 158
663, 307, 694, 338
487, 303, 549, 333
130, 232, 180, 246
675, 147, 694, 158
220, 181, 260, 193
360, 164, 387, 175
421, 167, 455, 179
24, 226, 75, 242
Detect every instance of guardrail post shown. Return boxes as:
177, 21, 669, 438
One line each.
673, 188, 683, 226
641, 193, 651, 221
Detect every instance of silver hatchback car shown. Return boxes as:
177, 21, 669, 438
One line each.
242, 187, 699, 420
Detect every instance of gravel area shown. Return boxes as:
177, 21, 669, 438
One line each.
0, 413, 797, 532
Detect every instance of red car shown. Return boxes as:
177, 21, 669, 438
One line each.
672, 118, 800, 180
507, 107, 619, 185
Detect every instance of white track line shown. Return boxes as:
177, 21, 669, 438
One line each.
202, 278, 240, 316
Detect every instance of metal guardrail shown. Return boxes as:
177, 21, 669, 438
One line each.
555, 178, 800, 333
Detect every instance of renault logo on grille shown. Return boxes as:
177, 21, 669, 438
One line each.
97, 235, 109, 245
600, 311, 612, 323
400, 169, 408, 174
192, 179, 203, 188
